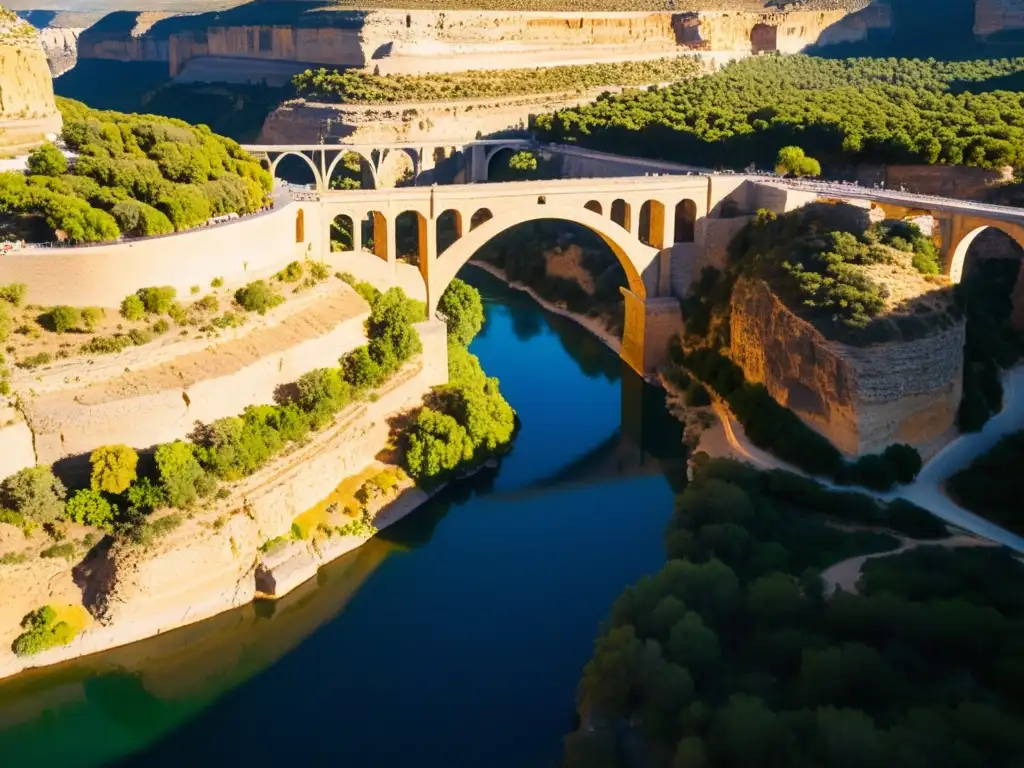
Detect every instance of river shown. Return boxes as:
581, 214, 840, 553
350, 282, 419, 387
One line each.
0, 267, 686, 768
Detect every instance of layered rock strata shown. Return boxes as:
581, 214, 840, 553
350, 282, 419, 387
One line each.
729, 277, 964, 457
0, 9, 62, 153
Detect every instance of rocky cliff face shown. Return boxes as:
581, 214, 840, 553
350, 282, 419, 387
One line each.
66, 5, 886, 80
0, 8, 62, 153
37, 27, 82, 76
729, 277, 964, 457
974, 0, 1024, 36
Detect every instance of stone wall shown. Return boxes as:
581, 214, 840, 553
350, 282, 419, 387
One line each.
729, 277, 964, 456
975, 0, 1024, 36
0, 200, 322, 308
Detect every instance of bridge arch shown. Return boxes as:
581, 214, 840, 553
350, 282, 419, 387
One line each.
269, 151, 323, 191
325, 149, 376, 190
947, 221, 1024, 283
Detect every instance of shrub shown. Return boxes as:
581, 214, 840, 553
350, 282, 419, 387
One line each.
1, 466, 66, 524
152, 318, 171, 335
81, 306, 104, 331
27, 143, 68, 177
438, 277, 485, 347
0, 304, 9, 344
89, 444, 139, 494
81, 334, 133, 355
48, 306, 82, 333
190, 285, 200, 295
195, 295, 219, 313
154, 441, 208, 509
194, 414, 281, 480
297, 367, 351, 426
882, 444, 922, 485
18, 352, 52, 369
341, 346, 381, 391
64, 489, 115, 529
235, 280, 284, 315
120, 294, 145, 321
137, 286, 177, 315
12, 605, 78, 656
308, 260, 331, 281
275, 260, 304, 283
849, 454, 898, 491
211, 277, 224, 288
0, 283, 27, 308
404, 408, 470, 483
128, 327, 154, 345
211, 311, 246, 329
685, 384, 712, 407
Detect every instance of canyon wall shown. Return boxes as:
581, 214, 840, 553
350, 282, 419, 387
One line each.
37, 27, 82, 76
729, 277, 964, 457
66, 6, 886, 80
0, 13, 61, 153
975, 0, 1024, 36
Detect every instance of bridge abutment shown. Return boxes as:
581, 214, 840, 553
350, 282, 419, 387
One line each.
622, 290, 684, 378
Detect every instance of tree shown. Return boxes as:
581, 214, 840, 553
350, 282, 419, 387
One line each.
709, 694, 798, 767
747, 572, 806, 623
438, 278, 485, 347
27, 143, 67, 177
65, 488, 115, 529
404, 408, 470, 482
666, 611, 721, 676
89, 444, 139, 494
672, 736, 707, 768
775, 146, 821, 177
154, 441, 207, 508
120, 294, 145, 321
812, 707, 888, 767
341, 346, 381, 391
882, 444, 922, 485
234, 280, 284, 315
1, 466, 67, 524
47, 305, 81, 333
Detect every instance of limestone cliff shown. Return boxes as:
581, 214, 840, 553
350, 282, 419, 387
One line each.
975, 0, 1024, 36
729, 277, 964, 457
0, 7, 61, 153
37, 26, 82, 76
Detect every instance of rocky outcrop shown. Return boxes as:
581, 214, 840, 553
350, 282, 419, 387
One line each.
729, 277, 964, 457
67, 6, 886, 81
0, 8, 61, 153
37, 27, 82, 76
974, 0, 1024, 36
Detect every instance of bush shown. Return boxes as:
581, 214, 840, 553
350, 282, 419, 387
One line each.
849, 454, 898, 492
65, 489, 115, 529
154, 441, 209, 509
128, 327, 154, 346
12, 605, 78, 657
81, 306, 104, 331
48, 305, 82, 333
275, 260, 304, 283
0, 304, 9, 344
125, 477, 166, 515
81, 334, 133, 355
234, 280, 284, 315
882, 444, 922, 485
120, 294, 145, 321
195, 295, 219, 313
26, 143, 67, 177
438, 277, 485, 347
18, 352, 52, 369
137, 286, 177, 315
40, 543, 76, 560
308, 260, 331, 281
211, 277, 224, 288
0, 283, 27, 308
341, 346, 381, 391
89, 444, 139, 494
1, 466, 66, 524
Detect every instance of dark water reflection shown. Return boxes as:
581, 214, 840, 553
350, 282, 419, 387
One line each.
0, 267, 684, 768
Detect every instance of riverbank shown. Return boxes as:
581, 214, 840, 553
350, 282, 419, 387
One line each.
466, 260, 622, 355
0, 328, 451, 680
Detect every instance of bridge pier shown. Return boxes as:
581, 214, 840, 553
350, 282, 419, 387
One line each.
621, 290, 685, 378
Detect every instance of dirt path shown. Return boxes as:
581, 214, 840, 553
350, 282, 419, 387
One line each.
821, 534, 998, 596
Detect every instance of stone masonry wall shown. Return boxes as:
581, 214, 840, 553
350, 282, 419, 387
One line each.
729, 277, 964, 456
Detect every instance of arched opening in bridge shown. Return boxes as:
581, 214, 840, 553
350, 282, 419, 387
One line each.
366, 210, 387, 260
437, 209, 462, 254
585, 200, 602, 215
295, 209, 305, 243
271, 152, 319, 190
485, 147, 519, 182
396, 210, 427, 267
750, 22, 778, 53
638, 200, 666, 249
327, 151, 372, 191
377, 148, 417, 189
950, 225, 1024, 431
610, 199, 631, 232
331, 214, 355, 252
470, 208, 493, 231
673, 199, 697, 244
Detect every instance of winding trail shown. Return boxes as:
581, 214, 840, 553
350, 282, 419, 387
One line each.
702, 368, 1024, 554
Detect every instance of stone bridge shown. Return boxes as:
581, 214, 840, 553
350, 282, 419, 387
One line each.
247, 140, 1024, 375
243, 139, 532, 191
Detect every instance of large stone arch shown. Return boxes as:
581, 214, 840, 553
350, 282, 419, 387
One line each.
269, 151, 323, 191
325, 149, 377, 190
425, 204, 664, 373
946, 219, 1024, 284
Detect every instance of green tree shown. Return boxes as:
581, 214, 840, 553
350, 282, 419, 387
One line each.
341, 346, 381, 391
65, 488, 115, 529
89, 444, 139, 494
672, 736, 707, 768
27, 143, 68, 177
120, 294, 145, 321
666, 611, 721, 676
154, 441, 207, 509
775, 145, 821, 177
709, 694, 798, 767
1, 466, 66, 524
438, 277, 485, 347
48, 305, 81, 333
404, 408, 470, 482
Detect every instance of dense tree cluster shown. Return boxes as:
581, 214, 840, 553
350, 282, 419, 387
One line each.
292, 57, 701, 104
403, 278, 516, 484
564, 459, 1024, 768
0, 98, 271, 243
948, 430, 1024, 532
535, 55, 1024, 171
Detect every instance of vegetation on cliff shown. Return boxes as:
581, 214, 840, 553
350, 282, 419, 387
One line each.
563, 458, 1024, 768
402, 277, 516, 485
536, 55, 1024, 171
0, 98, 270, 244
292, 57, 702, 104
948, 430, 1024, 534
